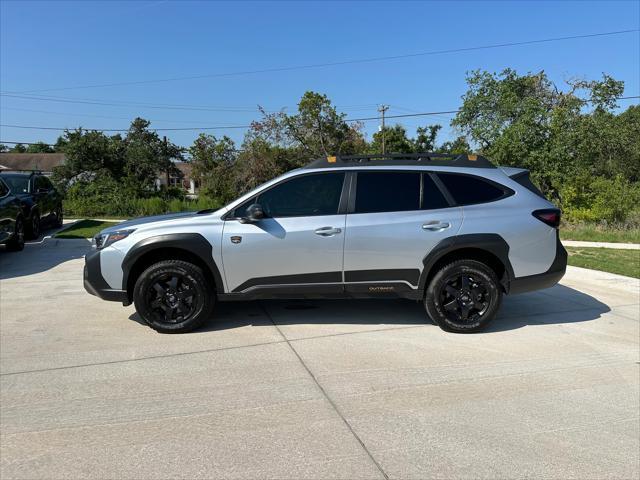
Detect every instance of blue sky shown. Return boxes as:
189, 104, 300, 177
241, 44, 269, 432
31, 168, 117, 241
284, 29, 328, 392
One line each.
1, 0, 639, 149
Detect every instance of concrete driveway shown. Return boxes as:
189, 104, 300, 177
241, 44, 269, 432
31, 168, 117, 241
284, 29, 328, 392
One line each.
1, 239, 638, 479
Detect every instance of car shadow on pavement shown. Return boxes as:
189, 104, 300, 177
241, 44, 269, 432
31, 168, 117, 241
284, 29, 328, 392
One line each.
127, 283, 610, 334
0, 236, 91, 280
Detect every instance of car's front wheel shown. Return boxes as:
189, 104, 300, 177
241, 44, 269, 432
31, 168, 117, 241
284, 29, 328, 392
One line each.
424, 259, 502, 333
133, 260, 215, 333
6, 217, 25, 251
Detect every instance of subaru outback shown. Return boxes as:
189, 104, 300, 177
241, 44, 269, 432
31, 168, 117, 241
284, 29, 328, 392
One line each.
84, 153, 567, 333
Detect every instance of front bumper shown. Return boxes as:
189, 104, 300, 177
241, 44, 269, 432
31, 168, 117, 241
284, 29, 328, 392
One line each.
84, 249, 129, 303
508, 233, 568, 295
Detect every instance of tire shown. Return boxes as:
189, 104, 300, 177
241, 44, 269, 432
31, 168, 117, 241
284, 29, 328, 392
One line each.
27, 212, 40, 240
6, 217, 25, 252
133, 260, 215, 333
424, 259, 502, 333
54, 205, 63, 227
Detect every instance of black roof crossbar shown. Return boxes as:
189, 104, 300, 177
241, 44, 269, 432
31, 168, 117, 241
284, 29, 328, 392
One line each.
305, 153, 495, 169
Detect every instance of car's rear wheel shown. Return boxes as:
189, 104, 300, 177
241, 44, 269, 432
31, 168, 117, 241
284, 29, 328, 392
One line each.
27, 212, 40, 239
424, 259, 502, 333
133, 260, 215, 333
6, 217, 25, 251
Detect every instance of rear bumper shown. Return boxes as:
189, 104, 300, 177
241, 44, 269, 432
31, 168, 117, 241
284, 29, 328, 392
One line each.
508, 233, 567, 295
84, 249, 128, 303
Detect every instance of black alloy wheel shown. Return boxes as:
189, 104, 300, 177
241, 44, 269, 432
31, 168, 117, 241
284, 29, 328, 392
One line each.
425, 259, 502, 332
133, 260, 214, 333
147, 273, 197, 324
439, 273, 490, 324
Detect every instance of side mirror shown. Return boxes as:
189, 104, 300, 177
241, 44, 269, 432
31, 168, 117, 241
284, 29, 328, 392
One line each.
239, 203, 265, 223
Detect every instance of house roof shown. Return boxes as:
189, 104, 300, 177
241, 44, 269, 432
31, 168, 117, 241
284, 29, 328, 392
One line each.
0, 153, 66, 172
174, 162, 192, 177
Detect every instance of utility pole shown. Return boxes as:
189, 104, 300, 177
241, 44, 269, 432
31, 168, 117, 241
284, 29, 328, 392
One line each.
378, 104, 389, 154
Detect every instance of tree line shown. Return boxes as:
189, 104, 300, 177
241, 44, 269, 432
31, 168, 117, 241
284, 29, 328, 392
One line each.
2, 69, 638, 223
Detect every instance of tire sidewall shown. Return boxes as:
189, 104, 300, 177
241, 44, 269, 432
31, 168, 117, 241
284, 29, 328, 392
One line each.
8, 217, 25, 251
29, 212, 40, 239
425, 260, 502, 333
133, 261, 214, 333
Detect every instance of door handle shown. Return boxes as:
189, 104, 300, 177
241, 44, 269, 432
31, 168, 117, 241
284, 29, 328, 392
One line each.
314, 226, 342, 236
422, 221, 450, 231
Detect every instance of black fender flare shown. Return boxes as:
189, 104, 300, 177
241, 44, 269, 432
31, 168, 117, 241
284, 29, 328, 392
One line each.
418, 233, 514, 291
121, 233, 224, 293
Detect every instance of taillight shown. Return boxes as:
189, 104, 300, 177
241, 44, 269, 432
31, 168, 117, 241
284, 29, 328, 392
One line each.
532, 209, 561, 228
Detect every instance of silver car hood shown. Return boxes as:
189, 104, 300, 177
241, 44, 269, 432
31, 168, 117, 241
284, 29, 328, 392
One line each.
100, 210, 216, 234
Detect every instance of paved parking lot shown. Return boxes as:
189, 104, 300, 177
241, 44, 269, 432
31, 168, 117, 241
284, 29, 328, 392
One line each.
1, 238, 639, 479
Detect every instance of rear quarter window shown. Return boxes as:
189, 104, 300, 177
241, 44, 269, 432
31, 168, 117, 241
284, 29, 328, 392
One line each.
436, 173, 511, 206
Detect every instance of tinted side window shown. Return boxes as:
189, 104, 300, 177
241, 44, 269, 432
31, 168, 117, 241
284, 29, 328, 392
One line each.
0, 180, 8, 197
421, 174, 450, 210
41, 176, 53, 190
355, 172, 420, 213
35, 176, 48, 190
250, 173, 345, 218
437, 173, 507, 205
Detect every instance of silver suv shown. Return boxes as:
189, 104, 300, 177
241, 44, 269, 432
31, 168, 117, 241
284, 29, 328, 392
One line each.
84, 153, 567, 333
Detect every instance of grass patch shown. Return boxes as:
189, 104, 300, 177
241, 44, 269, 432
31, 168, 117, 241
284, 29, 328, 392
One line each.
566, 247, 640, 279
561, 224, 640, 243
55, 220, 120, 239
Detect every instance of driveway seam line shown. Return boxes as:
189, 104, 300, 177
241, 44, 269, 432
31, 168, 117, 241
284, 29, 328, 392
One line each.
259, 302, 389, 480
0, 339, 287, 377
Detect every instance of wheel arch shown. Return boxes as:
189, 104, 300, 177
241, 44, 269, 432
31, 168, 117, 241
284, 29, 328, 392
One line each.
419, 234, 514, 293
122, 233, 224, 301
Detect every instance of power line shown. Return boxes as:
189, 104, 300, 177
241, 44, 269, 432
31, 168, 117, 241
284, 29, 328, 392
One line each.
1, 97, 637, 133
0, 92, 381, 114
4, 29, 638, 94
0, 93, 280, 113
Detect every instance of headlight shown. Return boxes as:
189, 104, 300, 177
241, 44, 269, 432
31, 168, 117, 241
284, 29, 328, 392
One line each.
93, 229, 135, 249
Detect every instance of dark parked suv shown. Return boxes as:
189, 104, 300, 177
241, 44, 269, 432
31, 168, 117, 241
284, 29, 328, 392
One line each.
0, 171, 63, 238
0, 177, 25, 251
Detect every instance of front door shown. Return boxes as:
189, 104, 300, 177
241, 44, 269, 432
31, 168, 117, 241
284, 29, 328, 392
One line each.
221, 172, 347, 294
343, 170, 463, 292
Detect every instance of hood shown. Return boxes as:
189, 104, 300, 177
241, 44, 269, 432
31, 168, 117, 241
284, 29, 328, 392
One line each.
100, 210, 216, 234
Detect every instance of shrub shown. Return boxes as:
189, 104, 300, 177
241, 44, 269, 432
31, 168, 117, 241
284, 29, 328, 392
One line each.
63, 176, 222, 218
560, 175, 640, 224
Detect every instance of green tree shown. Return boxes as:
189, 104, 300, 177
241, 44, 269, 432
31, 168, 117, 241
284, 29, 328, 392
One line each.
284, 91, 366, 160
188, 133, 237, 201
371, 125, 414, 153
25, 142, 55, 153
452, 69, 633, 198
10, 143, 26, 153
52, 129, 125, 189
123, 118, 183, 194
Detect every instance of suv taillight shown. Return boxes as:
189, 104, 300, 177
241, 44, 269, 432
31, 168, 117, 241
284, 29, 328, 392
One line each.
532, 209, 561, 228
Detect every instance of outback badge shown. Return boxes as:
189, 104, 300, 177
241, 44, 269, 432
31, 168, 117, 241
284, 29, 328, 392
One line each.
231, 236, 242, 244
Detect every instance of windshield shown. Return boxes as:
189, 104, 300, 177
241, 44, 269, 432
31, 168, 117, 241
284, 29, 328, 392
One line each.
1, 176, 30, 194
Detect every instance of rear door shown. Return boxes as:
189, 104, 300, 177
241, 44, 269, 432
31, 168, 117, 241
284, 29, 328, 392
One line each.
34, 176, 54, 219
343, 170, 463, 294
221, 171, 348, 294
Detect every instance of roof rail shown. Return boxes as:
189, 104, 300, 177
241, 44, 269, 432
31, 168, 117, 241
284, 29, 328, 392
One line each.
0, 169, 43, 174
305, 153, 495, 169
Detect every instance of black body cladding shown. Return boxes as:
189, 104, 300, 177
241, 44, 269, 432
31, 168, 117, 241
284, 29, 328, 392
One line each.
121, 233, 224, 293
